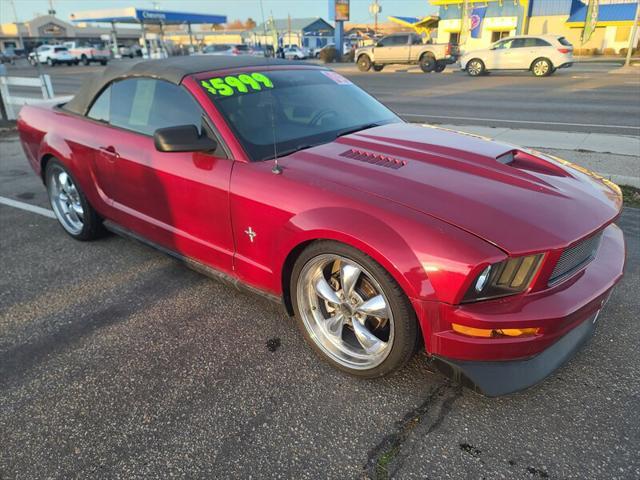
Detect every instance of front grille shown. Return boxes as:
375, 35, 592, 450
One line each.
548, 231, 603, 286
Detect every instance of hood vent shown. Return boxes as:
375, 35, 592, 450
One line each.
340, 149, 406, 170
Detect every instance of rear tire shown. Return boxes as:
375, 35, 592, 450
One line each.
373, 64, 384, 72
466, 58, 485, 76
45, 159, 105, 241
46, 58, 54, 66
81, 55, 89, 66
419, 53, 436, 73
531, 57, 552, 77
434, 61, 447, 73
100, 59, 108, 66
357, 54, 372, 72
291, 241, 419, 378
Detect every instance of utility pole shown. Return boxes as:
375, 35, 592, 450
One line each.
287, 14, 291, 46
624, 1, 640, 67
9, 0, 25, 49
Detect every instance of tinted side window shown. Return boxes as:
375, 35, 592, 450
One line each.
87, 86, 110, 122
511, 39, 526, 48
109, 78, 203, 136
558, 37, 572, 47
393, 35, 409, 45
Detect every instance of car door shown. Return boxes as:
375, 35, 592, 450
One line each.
375, 35, 409, 63
506, 38, 530, 69
88, 77, 235, 273
488, 38, 517, 69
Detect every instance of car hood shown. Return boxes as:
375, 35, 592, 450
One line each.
283, 123, 621, 255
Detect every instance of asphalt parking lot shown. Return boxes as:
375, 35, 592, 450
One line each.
1, 125, 639, 479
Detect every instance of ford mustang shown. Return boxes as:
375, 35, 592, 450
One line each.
17, 57, 625, 396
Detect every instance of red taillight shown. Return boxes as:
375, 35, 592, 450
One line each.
445, 43, 451, 55
557, 48, 570, 54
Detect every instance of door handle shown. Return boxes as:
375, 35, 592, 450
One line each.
99, 145, 120, 160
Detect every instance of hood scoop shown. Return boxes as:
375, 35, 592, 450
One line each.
340, 149, 406, 170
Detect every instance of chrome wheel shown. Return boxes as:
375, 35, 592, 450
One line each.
467, 59, 483, 76
533, 59, 550, 76
297, 254, 394, 370
47, 165, 84, 235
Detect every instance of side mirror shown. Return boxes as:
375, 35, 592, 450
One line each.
154, 125, 217, 153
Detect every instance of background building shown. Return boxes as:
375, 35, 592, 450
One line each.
0, 14, 141, 51
252, 17, 334, 49
431, 0, 639, 54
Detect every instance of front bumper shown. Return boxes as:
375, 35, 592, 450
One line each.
412, 222, 625, 395
434, 310, 600, 396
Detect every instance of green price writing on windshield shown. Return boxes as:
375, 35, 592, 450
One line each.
201, 73, 274, 96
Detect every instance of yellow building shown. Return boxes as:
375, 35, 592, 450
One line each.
430, 0, 638, 54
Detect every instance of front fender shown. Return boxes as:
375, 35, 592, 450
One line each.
273, 206, 436, 302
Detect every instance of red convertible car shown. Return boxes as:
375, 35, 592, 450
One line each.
17, 57, 625, 396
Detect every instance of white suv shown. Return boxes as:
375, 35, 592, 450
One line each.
28, 45, 77, 66
461, 35, 573, 77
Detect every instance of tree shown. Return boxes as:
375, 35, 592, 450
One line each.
245, 18, 257, 30
227, 19, 245, 30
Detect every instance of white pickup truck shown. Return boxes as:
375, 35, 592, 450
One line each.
63, 42, 110, 66
355, 33, 458, 73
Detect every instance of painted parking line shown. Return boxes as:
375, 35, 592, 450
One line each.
399, 113, 640, 131
0, 196, 55, 219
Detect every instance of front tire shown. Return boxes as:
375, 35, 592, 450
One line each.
81, 55, 89, 66
357, 54, 372, 72
434, 61, 447, 73
466, 58, 485, 76
46, 58, 54, 66
45, 159, 105, 241
291, 241, 419, 378
531, 57, 552, 77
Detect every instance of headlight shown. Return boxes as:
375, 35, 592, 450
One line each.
462, 254, 543, 302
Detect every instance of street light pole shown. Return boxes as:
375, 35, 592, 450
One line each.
624, 1, 640, 67
9, 0, 25, 49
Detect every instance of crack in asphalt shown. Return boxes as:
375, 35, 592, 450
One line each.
362, 382, 462, 479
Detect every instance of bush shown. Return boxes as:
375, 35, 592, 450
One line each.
619, 47, 639, 57
603, 48, 616, 56
319, 46, 337, 63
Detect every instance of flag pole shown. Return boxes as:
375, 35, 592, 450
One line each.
624, 1, 639, 67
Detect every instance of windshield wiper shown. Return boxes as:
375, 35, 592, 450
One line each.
335, 123, 381, 139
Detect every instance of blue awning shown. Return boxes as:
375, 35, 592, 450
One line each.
567, 2, 637, 23
71, 8, 226, 25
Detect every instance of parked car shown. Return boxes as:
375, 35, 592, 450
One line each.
28, 45, 77, 66
118, 44, 135, 58
284, 46, 307, 60
16, 56, 624, 396
250, 46, 272, 57
461, 35, 574, 77
200, 44, 251, 56
1, 47, 25, 64
63, 41, 110, 65
355, 33, 458, 73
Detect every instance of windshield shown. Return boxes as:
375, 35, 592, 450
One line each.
198, 69, 401, 161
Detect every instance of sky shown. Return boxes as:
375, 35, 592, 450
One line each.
2, 0, 437, 25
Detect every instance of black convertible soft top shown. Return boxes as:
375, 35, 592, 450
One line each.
64, 56, 307, 116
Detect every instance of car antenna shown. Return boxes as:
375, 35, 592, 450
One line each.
260, 0, 282, 175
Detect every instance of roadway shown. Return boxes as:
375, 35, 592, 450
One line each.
4, 58, 640, 135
